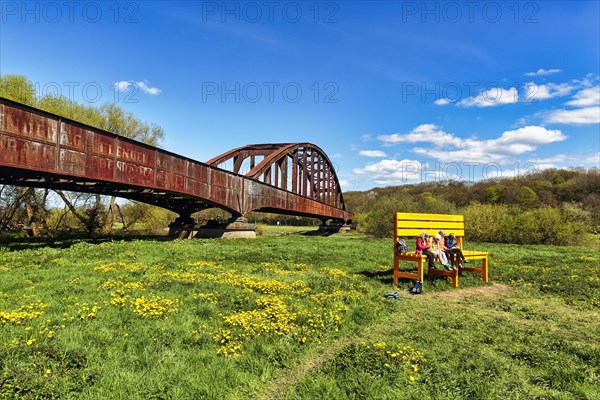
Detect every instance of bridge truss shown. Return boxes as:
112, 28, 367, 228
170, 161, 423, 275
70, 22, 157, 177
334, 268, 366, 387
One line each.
0, 97, 352, 225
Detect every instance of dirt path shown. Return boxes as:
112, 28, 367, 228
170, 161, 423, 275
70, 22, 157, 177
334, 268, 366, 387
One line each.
255, 337, 352, 400
429, 282, 512, 300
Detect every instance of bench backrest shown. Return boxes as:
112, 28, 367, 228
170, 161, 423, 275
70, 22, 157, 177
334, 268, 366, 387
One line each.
394, 212, 465, 248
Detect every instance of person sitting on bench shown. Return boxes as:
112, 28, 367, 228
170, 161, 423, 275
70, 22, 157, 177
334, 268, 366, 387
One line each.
416, 232, 436, 269
443, 232, 469, 268
434, 233, 452, 270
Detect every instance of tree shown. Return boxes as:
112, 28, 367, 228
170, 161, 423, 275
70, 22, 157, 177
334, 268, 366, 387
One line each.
515, 186, 540, 209
37, 95, 105, 128
0, 75, 37, 105
484, 186, 500, 204
100, 103, 165, 146
0, 186, 28, 233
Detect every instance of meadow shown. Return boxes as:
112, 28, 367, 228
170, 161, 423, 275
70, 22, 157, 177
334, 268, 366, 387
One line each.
0, 230, 598, 399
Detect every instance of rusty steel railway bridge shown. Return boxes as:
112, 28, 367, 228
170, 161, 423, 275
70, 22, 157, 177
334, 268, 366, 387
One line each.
0, 97, 353, 229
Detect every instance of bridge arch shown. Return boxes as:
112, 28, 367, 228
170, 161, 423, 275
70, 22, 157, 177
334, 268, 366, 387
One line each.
207, 143, 346, 211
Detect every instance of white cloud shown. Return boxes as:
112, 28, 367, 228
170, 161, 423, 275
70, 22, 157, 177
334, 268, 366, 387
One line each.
529, 154, 568, 163
353, 159, 454, 185
529, 153, 600, 167
377, 124, 566, 164
337, 180, 350, 188
583, 152, 600, 165
524, 68, 562, 77
545, 106, 600, 125
496, 125, 566, 146
565, 86, 600, 107
524, 82, 576, 101
115, 81, 133, 92
137, 81, 162, 95
532, 163, 559, 171
114, 80, 162, 95
434, 98, 452, 106
359, 150, 387, 157
378, 124, 462, 147
458, 87, 518, 107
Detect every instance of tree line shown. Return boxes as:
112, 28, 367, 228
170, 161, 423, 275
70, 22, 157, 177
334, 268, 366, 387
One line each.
344, 167, 600, 244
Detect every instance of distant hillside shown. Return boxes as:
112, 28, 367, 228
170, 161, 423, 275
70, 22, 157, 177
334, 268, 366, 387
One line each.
344, 168, 600, 244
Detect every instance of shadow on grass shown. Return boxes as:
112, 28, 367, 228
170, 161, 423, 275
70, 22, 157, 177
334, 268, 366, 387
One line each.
359, 268, 394, 285
300, 229, 335, 237
358, 267, 452, 287
0, 233, 172, 251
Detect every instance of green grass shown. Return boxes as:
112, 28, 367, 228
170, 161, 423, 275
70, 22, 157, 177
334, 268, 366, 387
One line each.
0, 233, 598, 399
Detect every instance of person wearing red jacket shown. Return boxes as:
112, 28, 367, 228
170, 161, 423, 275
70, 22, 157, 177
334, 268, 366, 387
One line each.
416, 232, 436, 269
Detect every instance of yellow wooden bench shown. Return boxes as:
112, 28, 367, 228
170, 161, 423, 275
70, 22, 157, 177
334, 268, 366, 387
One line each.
393, 212, 489, 287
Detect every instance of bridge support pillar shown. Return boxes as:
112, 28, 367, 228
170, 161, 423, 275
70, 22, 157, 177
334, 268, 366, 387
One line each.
169, 216, 256, 239
319, 220, 352, 234
168, 213, 195, 238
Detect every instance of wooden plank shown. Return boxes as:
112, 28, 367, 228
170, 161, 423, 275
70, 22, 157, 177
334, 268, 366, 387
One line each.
462, 250, 488, 257
396, 220, 464, 230
397, 229, 465, 237
398, 254, 422, 260
396, 212, 463, 222
396, 271, 419, 280
460, 267, 483, 273
428, 269, 453, 277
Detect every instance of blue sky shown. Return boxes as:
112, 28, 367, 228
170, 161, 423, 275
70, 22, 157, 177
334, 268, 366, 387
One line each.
1, 0, 599, 191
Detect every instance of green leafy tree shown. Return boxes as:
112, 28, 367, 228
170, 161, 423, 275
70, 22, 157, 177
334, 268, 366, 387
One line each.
484, 186, 500, 204
0, 74, 37, 105
515, 186, 540, 209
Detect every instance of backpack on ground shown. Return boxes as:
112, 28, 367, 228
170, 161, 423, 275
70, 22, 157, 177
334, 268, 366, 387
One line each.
384, 291, 400, 300
409, 280, 422, 295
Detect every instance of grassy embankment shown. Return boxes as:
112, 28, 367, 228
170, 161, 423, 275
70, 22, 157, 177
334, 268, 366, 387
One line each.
0, 229, 598, 399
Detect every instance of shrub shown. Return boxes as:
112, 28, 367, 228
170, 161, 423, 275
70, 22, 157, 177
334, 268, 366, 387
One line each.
462, 203, 587, 245
462, 203, 512, 243
514, 208, 587, 245
361, 195, 418, 238
515, 186, 540, 209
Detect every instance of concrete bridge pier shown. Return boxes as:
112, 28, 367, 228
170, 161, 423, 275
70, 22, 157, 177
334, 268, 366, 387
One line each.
169, 215, 256, 239
318, 220, 352, 234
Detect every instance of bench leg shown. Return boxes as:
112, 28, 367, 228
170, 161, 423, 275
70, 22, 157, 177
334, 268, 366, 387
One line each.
393, 256, 399, 285
418, 258, 424, 282
419, 258, 433, 282
451, 269, 458, 288
482, 256, 489, 283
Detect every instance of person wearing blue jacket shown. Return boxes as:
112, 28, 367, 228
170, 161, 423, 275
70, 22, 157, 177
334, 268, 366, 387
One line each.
441, 231, 469, 268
